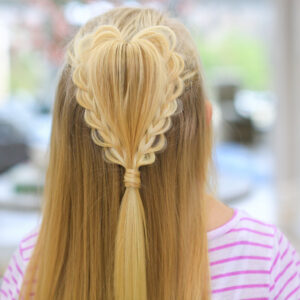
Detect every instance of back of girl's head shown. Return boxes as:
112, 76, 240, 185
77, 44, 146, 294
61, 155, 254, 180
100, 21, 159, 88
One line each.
21, 7, 212, 300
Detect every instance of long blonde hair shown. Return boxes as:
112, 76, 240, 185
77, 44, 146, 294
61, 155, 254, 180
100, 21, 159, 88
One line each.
21, 7, 212, 300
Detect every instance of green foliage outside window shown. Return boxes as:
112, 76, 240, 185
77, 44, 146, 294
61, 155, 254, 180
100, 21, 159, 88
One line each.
195, 29, 270, 90
10, 52, 46, 96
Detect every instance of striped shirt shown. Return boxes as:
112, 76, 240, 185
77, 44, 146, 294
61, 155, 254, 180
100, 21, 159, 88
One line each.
1, 208, 300, 299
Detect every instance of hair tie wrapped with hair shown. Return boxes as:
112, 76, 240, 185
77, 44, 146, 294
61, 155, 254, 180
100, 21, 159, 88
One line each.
124, 168, 141, 189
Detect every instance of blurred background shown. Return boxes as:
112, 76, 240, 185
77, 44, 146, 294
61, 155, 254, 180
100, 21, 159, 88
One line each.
0, 0, 299, 278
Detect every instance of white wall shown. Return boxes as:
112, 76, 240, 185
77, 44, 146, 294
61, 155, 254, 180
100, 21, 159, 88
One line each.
0, 22, 10, 103
275, 0, 300, 238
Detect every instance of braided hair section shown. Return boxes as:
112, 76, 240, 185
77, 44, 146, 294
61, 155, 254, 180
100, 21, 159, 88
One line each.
68, 24, 185, 300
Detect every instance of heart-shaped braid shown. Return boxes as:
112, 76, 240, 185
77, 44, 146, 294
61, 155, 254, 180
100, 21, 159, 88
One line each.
69, 25, 184, 176
69, 26, 128, 169
68, 24, 185, 300
129, 27, 185, 169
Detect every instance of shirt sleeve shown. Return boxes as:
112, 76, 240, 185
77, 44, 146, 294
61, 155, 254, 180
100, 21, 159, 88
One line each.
269, 227, 300, 299
1, 227, 39, 300
0, 245, 25, 300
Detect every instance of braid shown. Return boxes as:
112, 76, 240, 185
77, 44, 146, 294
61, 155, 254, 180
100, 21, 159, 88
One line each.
69, 26, 127, 168
68, 24, 185, 300
69, 25, 184, 171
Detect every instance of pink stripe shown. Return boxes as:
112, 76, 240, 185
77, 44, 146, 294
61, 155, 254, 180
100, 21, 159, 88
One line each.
242, 298, 268, 300
23, 256, 31, 261
8, 265, 13, 273
13, 255, 24, 277
285, 284, 300, 300
0, 289, 8, 297
274, 260, 293, 284
279, 233, 284, 245
209, 241, 272, 252
240, 217, 274, 228
11, 275, 18, 285
270, 251, 280, 273
210, 256, 271, 266
269, 259, 296, 292
269, 283, 275, 292
274, 272, 297, 300
20, 244, 35, 253
211, 269, 269, 280
19, 247, 25, 261
227, 227, 274, 237
281, 243, 290, 260
2, 276, 10, 284
296, 261, 300, 266
21, 232, 38, 243
212, 284, 269, 294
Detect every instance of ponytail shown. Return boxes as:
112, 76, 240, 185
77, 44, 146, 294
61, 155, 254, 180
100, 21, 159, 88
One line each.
69, 25, 185, 300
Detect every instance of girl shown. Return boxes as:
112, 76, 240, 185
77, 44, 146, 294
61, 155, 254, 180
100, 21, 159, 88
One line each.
1, 6, 300, 300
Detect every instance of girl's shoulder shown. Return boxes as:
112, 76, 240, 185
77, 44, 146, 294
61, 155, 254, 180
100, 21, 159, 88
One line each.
208, 208, 300, 299
0, 227, 38, 300
207, 208, 276, 240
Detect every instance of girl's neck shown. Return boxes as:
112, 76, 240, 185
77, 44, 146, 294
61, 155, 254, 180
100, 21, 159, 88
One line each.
205, 195, 235, 232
